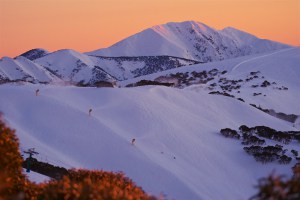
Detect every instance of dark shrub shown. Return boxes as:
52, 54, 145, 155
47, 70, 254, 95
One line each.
244, 146, 263, 155
127, 80, 174, 87
237, 98, 245, 102
261, 80, 271, 87
220, 128, 240, 139
291, 150, 299, 157
239, 125, 250, 133
253, 152, 279, 164
278, 155, 292, 164
242, 135, 265, 145
263, 145, 283, 154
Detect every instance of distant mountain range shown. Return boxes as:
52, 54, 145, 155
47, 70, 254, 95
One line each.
0, 21, 291, 85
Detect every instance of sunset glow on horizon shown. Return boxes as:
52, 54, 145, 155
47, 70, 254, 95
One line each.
0, 0, 299, 58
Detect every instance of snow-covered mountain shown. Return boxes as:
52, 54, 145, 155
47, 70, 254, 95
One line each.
0, 47, 299, 200
33, 49, 200, 83
19, 48, 49, 60
0, 49, 199, 84
0, 21, 292, 85
34, 49, 116, 85
0, 56, 58, 84
87, 21, 291, 62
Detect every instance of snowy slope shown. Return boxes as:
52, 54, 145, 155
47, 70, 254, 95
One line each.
186, 47, 300, 116
220, 27, 289, 54
0, 84, 299, 200
87, 21, 290, 62
34, 49, 116, 84
0, 56, 57, 83
0, 57, 26, 81
120, 47, 300, 116
225, 47, 300, 114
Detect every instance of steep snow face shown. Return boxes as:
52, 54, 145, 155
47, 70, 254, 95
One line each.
87, 21, 290, 62
19, 48, 49, 60
0, 56, 55, 83
35, 49, 115, 84
0, 85, 298, 200
0, 57, 27, 80
14, 56, 57, 82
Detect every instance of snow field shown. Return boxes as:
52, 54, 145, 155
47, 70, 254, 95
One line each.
0, 84, 298, 200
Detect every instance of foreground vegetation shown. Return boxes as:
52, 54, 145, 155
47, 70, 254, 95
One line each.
251, 164, 300, 200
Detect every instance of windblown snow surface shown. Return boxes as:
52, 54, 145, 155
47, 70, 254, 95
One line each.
0, 48, 299, 200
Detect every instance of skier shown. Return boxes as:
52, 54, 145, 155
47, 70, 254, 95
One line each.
131, 138, 136, 145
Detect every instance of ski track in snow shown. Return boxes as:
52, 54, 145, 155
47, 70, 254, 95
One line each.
232, 47, 296, 71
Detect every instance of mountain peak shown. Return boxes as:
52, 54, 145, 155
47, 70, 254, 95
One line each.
87, 21, 290, 61
51, 49, 82, 57
150, 20, 214, 35
19, 48, 49, 60
165, 20, 209, 28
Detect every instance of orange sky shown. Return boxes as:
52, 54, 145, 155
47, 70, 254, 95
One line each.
0, 0, 299, 58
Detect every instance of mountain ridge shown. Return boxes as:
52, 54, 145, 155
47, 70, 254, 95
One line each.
0, 21, 292, 85
87, 21, 290, 61
19, 48, 50, 61
0, 49, 201, 85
